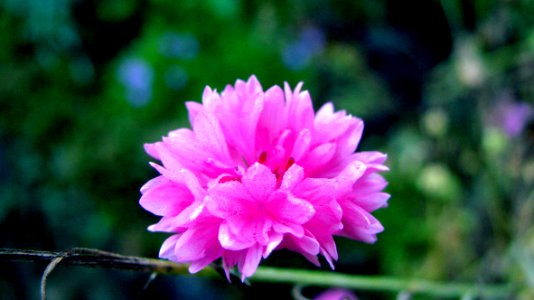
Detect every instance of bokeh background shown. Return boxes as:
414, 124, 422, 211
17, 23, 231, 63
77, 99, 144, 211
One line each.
1, 0, 534, 299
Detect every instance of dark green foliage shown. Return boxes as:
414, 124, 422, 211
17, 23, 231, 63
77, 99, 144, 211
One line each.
1, 0, 533, 299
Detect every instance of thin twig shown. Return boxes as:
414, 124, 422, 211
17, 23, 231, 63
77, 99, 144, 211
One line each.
41, 255, 66, 300
0, 248, 516, 298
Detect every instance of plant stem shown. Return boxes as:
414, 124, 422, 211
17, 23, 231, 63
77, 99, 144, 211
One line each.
252, 267, 513, 298
0, 248, 515, 298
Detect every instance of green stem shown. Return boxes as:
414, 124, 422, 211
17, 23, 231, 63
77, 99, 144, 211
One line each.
251, 267, 513, 298
0, 248, 515, 298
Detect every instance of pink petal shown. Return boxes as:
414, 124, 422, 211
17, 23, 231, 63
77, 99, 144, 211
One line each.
185, 101, 203, 125
173, 221, 221, 262
291, 129, 312, 161
148, 215, 180, 232
340, 203, 384, 243
192, 111, 232, 164
144, 143, 160, 160
284, 82, 314, 134
159, 234, 181, 260
150, 141, 184, 172
352, 192, 390, 212
240, 245, 263, 280
218, 82, 264, 165
352, 173, 388, 196
242, 163, 276, 201
301, 143, 337, 175
206, 181, 250, 218
336, 118, 364, 156
281, 233, 321, 266
140, 175, 166, 194
201, 86, 221, 111
280, 164, 304, 191
263, 232, 283, 258
139, 178, 194, 216
256, 85, 286, 151
314, 288, 358, 300
219, 222, 255, 250
268, 191, 314, 224
352, 151, 389, 171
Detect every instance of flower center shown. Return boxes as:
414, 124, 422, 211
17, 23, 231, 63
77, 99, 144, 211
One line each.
257, 151, 295, 185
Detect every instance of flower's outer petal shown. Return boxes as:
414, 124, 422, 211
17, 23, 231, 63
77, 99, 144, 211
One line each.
149, 165, 205, 200
240, 244, 263, 281
284, 82, 314, 133
256, 85, 286, 152
339, 202, 384, 243
300, 143, 337, 175
281, 233, 321, 266
173, 218, 221, 262
218, 78, 265, 165
352, 173, 388, 196
159, 234, 181, 261
144, 143, 160, 160
306, 209, 342, 268
140, 175, 166, 194
188, 231, 225, 274
314, 102, 335, 124
240, 75, 263, 97
263, 232, 283, 258
291, 129, 312, 161
336, 118, 364, 156
293, 177, 343, 266
313, 103, 354, 145
319, 235, 338, 269
352, 151, 389, 173
185, 101, 204, 125
139, 177, 194, 216
352, 193, 390, 213
148, 215, 180, 232
201, 86, 221, 112
189, 251, 222, 274
335, 160, 368, 194
221, 251, 240, 281
172, 229, 205, 261
150, 141, 184, 172
192, 111, 232, 164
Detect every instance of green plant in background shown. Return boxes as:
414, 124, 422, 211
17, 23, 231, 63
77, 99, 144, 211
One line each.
0, 0, 533, 299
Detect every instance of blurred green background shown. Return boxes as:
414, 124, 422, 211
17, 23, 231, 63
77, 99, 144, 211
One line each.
1, 0, 534, 299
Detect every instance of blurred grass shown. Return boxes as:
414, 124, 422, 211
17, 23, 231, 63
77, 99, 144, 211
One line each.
1, 0, 533, 299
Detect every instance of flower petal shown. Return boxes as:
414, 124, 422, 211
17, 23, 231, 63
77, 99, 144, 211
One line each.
242, 162, 276, 201
339, 202, 384, 243
240, 245, 263, 280
219, 222, 255, 250
139, 177, 194, 216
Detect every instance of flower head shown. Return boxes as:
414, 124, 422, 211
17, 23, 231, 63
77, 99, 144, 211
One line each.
140, 76, 389, 280
314, 288, 358, 300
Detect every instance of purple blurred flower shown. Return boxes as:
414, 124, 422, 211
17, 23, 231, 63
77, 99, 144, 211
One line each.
314, 288, 358, 300
283, 26, 326, 70
118, 58, 153, 107
488, 98, 533, 137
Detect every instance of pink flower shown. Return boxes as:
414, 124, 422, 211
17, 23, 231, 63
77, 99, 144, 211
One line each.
314, 288, 358, 300
140, 76, 389, 280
